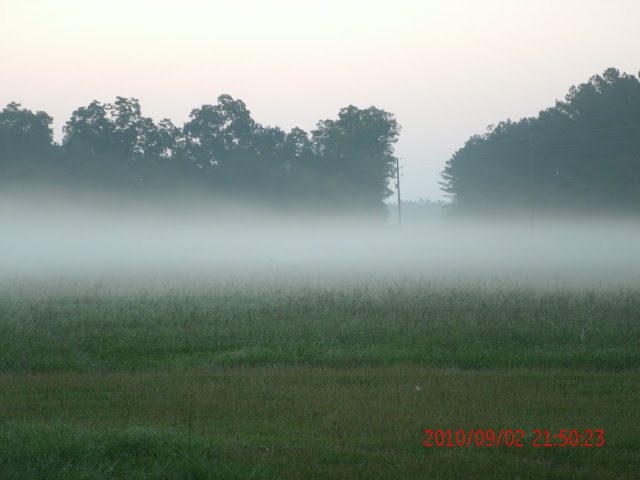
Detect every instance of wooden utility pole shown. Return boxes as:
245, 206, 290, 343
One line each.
528, 125, 535, 237
396, 157, 402, 225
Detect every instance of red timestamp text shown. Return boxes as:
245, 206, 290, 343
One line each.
532, 429, 604, 447
424, 429, 604, 448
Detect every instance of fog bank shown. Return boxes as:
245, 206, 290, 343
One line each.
1, 193, 639, 287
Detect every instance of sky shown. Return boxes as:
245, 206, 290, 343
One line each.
1, 0, 639, 201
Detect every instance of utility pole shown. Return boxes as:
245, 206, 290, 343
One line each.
528, 125, 535, 237
396, 157, 402, 225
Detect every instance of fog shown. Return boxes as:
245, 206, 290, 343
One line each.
1, 192, 639, 288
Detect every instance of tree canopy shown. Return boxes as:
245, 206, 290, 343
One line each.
0, 102, 57, 180
440, 68, 640, 217
1, 96, 400, 217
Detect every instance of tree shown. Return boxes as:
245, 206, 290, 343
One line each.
440, 68, 640, 217
184, 94, 295, 200
62, 97, 188, 192
311, 105, 401, 215
0, 102, 57, 181
184, 95, 256, 167
3, 95, 403, 217
184, 95, 259, 193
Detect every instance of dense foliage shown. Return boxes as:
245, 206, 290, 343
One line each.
441, 68, 640, 217
0, 96, 400, 216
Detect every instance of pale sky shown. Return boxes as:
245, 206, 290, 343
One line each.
1, 0, 639, 201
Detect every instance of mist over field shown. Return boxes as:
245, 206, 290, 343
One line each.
2, 191, 639, 287
3, 2, 640, 476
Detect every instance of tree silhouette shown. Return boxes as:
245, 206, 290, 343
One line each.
0, 102, 57, 182
2, 95, 401, 217
62, 97, 191, 192
311, 105, 401, 215
441, 68, 640, 217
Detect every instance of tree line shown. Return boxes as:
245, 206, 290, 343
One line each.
441, 68, 640, 217
0, 95, 400, 217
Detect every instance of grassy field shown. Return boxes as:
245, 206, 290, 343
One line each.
1, 275, 639, 478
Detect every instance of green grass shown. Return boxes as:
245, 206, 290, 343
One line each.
2, 367, 639, 479
1, 276, 639, 478
1, 278, 639, 372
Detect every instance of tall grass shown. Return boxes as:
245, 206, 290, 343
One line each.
1, 275, 639, 478
1, 277, 638, 372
